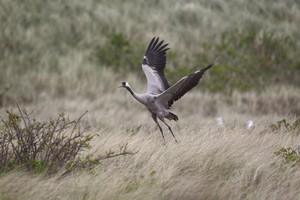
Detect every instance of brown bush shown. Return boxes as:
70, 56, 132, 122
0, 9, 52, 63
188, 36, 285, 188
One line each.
0, 106, 93, 174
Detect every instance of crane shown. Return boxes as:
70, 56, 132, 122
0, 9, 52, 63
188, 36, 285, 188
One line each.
120, 37, 217, 143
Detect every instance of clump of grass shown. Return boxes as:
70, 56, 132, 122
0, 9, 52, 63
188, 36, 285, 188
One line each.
270, 117, 300, 134
274, 146, 300, 167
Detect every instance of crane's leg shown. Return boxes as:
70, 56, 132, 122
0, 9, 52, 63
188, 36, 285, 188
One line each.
152, 114, 166, 143
158, 117, 178, 143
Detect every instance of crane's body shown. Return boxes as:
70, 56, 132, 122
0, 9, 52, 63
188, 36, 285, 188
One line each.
120, 37, 217, 143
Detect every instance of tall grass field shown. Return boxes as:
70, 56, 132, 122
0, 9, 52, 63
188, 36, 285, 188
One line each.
0, 0, 300, 199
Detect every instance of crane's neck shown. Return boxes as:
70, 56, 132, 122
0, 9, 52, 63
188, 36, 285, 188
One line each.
124, 86, 146, 105
124, 85, 134, 96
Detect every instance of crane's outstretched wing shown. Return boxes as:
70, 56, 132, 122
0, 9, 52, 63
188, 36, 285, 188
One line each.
157, 62, 216, 109
142, 37, 170, 95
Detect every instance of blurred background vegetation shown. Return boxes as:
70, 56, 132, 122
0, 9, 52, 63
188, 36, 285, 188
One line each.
0, 0, 299, 107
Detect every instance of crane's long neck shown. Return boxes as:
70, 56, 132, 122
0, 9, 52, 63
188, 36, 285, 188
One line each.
124, 86, 145, 105
124, 85, 134, 96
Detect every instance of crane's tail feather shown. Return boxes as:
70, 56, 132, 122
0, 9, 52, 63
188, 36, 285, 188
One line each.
167, 112, 178, 121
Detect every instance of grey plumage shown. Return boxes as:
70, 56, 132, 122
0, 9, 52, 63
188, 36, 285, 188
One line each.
120, 37, 217, 143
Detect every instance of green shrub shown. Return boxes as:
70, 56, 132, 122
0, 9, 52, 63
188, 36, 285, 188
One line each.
0, 106, 94, 174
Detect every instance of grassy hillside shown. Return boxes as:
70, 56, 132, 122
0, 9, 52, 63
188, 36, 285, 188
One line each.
0, 0, 300, 199
1, 0, 300, 104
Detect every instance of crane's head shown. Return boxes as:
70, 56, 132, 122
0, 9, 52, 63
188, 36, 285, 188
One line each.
119, 82, 130, 89
119, 82, 134, 95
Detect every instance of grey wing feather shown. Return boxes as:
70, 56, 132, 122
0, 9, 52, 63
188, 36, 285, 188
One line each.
157, 62, 216, 109
142, 37, 170, 95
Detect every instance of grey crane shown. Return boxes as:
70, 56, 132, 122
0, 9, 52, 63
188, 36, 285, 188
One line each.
120, 37, 217, 143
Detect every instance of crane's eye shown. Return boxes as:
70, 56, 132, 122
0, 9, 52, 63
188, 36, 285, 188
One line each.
122, 82, 126, 86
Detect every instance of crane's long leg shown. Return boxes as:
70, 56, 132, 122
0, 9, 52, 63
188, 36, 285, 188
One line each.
159, 117, 178, 143
151, 114, 166, 143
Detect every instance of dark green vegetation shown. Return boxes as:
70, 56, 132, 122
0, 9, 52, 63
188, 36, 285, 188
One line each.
197, 30, 300, 92
98, 30, 300, 93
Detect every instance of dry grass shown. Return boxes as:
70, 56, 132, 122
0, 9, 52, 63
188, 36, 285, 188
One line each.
1, 0, 300, 199
0, 112, 300, 200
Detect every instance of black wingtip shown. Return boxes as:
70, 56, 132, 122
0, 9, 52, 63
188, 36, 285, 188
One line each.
146, 37, 169, 53
201, 57, 219, 72
146, 37, 157, 52
202, 64, 214, 71
143, 37, 170, 72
